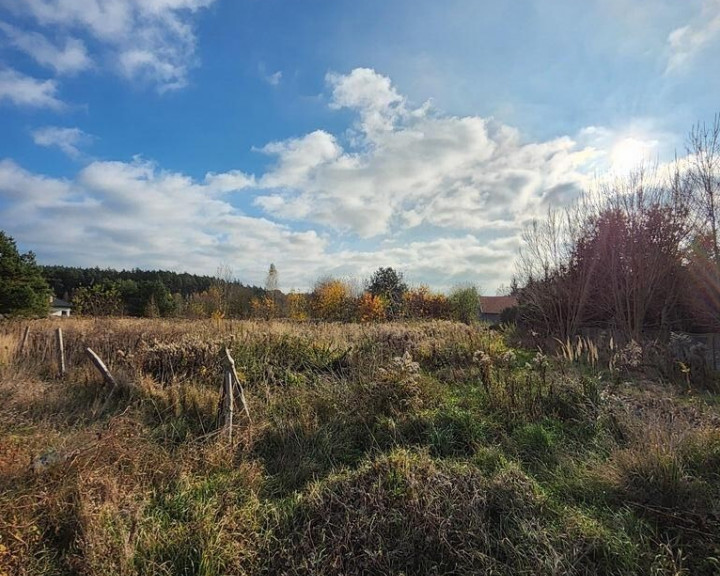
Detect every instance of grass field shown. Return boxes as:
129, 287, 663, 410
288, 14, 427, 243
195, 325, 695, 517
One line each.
1, 318, 719, 575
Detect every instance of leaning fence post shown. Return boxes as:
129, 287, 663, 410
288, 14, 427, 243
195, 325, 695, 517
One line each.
85, 347, 117, 388
86, 347, 119, 416
56, 328, 66, 378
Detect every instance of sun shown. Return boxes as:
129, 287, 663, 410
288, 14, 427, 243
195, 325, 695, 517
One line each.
610, 137, 653, 174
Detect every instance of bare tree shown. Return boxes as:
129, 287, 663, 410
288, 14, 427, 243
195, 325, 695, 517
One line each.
687, 114, 720, 268
517, 167, 690, 340
517, 199, 598, 339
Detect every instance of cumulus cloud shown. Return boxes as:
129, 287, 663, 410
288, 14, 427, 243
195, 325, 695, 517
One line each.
31, 126, 94, 158
0, 67, 64, 108
327, 67, 409, 138
253, 68, 594, 238
325, 235, 523, 293
0, 157, 327, 288
0, 22, 92, 75
0, 158, 74, 204
0, 68, 628, 292
257, 130, 343, 189
0, 155, 532, 291
666, 0, 720, 73
5, 0, 216, 90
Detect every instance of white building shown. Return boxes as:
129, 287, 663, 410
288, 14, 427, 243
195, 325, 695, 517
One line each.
50, 298, 73, 317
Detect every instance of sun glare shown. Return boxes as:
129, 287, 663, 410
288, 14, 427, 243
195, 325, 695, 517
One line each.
610, 137, 652, 174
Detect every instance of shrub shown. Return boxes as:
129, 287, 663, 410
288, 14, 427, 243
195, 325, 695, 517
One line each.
449, 284, 481, 324
310, 278, 355, 321
287, 291, 310, 321
356, 292, 387, 322
403, 285, 452, 319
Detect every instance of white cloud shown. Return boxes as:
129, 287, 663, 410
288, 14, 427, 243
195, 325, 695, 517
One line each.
118, 49, 187, 92
0, 156, 528, 292
204, 170, 256, 193
0, 68, 64, 108
258, 62, 283, 86
31, 126, 94, 158
327, 67, 409, 138
0, 67, 674, 293
325, 234, 523, 292
254, 68, 594, 238
0, 157, 329, 289
7, 0, 216, 90
265, 70, 282, 86
666, 0, 720, 73
258, 130, 343, 189
0, 22, 92, 75
0, 158, 74, 204
576, 122, 672, 177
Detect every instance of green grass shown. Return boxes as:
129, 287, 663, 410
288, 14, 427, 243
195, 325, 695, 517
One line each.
1, 318, 719, 575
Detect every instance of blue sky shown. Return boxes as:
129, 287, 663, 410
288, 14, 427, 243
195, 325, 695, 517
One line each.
1, 0, 719, 292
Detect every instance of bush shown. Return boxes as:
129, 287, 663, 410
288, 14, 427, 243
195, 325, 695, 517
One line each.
310, 278, 355, 321
356, 292, 387, 322
449, 284, 481, 324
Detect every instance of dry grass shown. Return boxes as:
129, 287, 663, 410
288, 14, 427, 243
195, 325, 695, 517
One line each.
0, 318, 719, 575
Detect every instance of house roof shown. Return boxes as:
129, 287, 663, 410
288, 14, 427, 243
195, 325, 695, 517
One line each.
51, 298, 73, 308
480, 296, 517, 315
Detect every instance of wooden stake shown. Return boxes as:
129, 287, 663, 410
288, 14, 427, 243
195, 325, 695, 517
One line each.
17, 325, 30, 356
85, 347, 117, 388
225, 370, 234, 443
216, 347, 251, 443
222, 347, 251, 422
56, 328, 66, 378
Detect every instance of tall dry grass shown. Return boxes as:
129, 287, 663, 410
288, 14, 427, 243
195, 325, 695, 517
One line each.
0, 317, 719, 575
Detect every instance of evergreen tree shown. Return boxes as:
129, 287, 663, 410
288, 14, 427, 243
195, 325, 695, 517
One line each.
0, 231, 51, 317
367, 267, 407, 319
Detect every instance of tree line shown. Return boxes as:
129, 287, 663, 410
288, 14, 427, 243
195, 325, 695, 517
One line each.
1, 240, 487, 322
41, 265, 267, 318
57, 265, 483, 323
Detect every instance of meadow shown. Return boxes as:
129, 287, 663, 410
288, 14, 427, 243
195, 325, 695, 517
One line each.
0, 318, 719, 575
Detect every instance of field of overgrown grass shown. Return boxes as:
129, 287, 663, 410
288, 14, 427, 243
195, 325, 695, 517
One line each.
1, 318, 719, 575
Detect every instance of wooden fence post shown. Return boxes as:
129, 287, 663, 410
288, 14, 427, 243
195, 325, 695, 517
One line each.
86, 347, 120, 416
17, 325, 30, 357
217, 347, 251, 444
85, 347, 117, 388
223, 347, 251, 422
56, 328, 66, 378
224, 370, 234, 443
